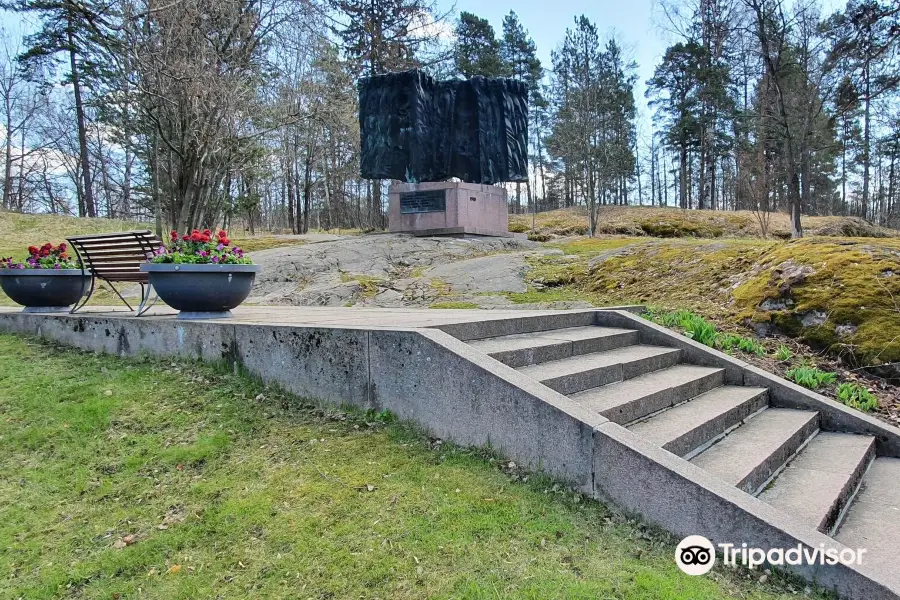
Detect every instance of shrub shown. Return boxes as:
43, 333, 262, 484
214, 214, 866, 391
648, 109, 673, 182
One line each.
836, 383, 878, 412
152, 229, 252, 265
785, 365, 837, 389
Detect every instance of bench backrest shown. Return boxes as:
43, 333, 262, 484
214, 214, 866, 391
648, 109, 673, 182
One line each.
67, 230, 162, 282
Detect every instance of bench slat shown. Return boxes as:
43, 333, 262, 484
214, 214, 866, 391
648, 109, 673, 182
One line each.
82, 255, 153, 263
67, 231, 162, 286
68, 230, 154, 242
78, 247, 155, 256
73, 240, 160, 251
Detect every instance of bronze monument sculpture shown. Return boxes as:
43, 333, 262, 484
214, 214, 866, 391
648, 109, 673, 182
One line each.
359, 69, 528, 237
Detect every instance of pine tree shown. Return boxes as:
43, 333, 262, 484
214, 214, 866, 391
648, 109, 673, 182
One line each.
647, 42, 705, 209
500, 11, 542, 215
824, 0, 900, 219
329, 0, 444, 228
3, 0, 118, 217
454, 12, 506, 78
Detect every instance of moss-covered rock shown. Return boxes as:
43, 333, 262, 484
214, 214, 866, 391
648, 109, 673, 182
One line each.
731, 238, 900, 377
523, 237, 899, 379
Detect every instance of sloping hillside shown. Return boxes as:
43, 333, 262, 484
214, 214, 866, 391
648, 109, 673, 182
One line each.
510, 206, 899, 240
520, 236, 900, 381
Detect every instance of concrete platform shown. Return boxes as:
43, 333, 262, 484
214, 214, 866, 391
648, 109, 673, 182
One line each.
0, 305, 596, 329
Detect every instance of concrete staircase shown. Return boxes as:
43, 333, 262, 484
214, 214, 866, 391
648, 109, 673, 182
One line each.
467, 323, 899, 574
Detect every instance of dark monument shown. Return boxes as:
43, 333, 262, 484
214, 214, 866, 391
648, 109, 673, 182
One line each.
358, 69, 528, 237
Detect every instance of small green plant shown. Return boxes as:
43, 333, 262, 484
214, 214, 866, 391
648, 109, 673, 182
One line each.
775, 344, 793, 362
836, 383, 878, 412
717, 333, 767, 356
645, 309, 767, 356
785, 364, 837, 390
644, 309, 718, 347
681, 314, 718, 347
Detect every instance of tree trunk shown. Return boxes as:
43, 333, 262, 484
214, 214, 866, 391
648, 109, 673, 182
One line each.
3, 106, 12, 210
68, 25, 95, 218
303, 150, 312, 234
862, 71, 871, 220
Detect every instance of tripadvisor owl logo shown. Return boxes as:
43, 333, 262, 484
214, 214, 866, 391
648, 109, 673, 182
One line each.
675, 535, 716, 576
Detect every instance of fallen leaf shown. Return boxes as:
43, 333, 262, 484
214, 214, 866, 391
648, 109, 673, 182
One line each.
366, 484, 375, 492
122, 534, 137, 545
112, 540, 127, 549
104, 390, 113, 396
167, 564, 182, 575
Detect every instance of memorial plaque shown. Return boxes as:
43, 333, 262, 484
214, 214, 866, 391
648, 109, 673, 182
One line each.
400, 189, 446, 214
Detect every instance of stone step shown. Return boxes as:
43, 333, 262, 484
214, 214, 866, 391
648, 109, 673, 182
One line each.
516, 345, 681, 395
627, 385, 769, 457
467, 326, 639, 368
690, 408, 819, 495
835, 458, 900, 575
759, 432, 875, 534
571, 364, 726, 425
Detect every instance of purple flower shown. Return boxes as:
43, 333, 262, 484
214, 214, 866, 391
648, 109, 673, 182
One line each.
53, 263, 61, 269
216, 243, 225, 251
211, 255, 220, 264
199, 250, 208, 258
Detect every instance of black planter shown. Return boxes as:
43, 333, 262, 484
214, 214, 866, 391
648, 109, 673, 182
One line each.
0, 269, 91, 311
141, 263, 261, 318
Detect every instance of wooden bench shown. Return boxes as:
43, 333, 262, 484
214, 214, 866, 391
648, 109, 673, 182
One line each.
66, 230, 163, 315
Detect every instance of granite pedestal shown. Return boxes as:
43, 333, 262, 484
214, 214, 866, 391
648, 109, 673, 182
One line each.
388, 182, 517, 238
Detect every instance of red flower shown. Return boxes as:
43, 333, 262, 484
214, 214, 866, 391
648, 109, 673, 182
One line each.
202, 229, 211, 236
41, 243, 52, 251
200, 234, 210, 243
40, 248, 50, 257
217, 230, 228, 239
170, 230, 178, 241
190, 232, 202, 242
182, 235, 190, 241
221, 238, 230, 245
27, 246, 38, 255
58, 243, 67, 253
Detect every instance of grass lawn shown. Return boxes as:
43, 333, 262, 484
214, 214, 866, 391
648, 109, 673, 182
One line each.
0, 334, 829, 599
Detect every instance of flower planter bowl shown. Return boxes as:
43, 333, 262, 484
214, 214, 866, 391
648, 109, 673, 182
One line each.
0, 269, 91, 312
140, 263, 261, 319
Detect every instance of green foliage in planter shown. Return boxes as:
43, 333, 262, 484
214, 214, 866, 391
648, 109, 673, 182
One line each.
152, 229, 253, 265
